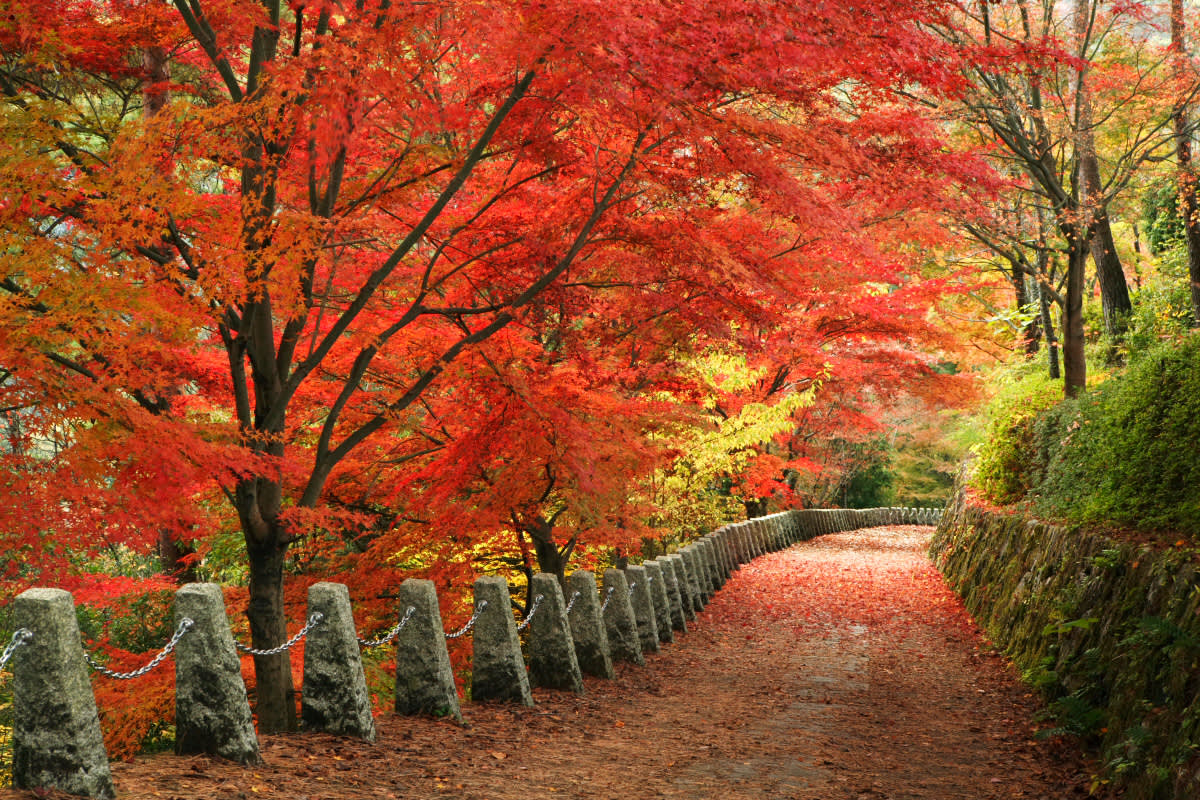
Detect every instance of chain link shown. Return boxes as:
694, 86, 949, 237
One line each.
445, 600, 487, 639
563, 591, 582, 615
0, 629, 32, 672
83, 618, 193, 680
515, 594, 544, 632
358, 606, 416, 649
599, 586, 616, 613
235, 613, 324, 656
627, 581, 638, 598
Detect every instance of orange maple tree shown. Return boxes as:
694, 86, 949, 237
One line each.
0, 0, 982, 738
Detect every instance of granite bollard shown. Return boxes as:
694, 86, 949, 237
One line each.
12, 588, 115, 799
656, 558, 688, 633
394, 579, 461, 721
471, 576, 533, 705
565, 570, 614, 678
301, 582, 375, 741
528, 573, 584, 694
680, 547, 707, 608
602, 568, 644, 665
643, 561, 674, 644
174, 583, 261, 765
624, 564, 660, 654
664, 554, 696, 622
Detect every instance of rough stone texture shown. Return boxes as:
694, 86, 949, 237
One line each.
623, 565, 660, 654
394, 579, 461, 721
643, 562, 674, 644
565, 570, 614, 679
656, 558, 688, 633
664, 555, 697, 621
301, 582, 375, 741
931, 488, 1200, 800
174, 583, 261, 765
528, 573, 584, 694
697, 540, 719, 594
601, 568, 644, 665
470, 576, 533, 705
680, 547, 707, 608
11, 588, 115, 800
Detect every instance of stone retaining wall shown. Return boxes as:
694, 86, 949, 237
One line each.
3, 506, 939, 798
931, 489, 1200, 800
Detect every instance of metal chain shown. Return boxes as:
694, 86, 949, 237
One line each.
358, 606, 416, 648
445, 600, 487, 639
563, 591, 582, 615
515, 594, 544, 632
627, 581, 638, 597
235, 612, 324, 656
83, 618, 193, 680
599, 586, 616, 613
0, 629, 32, 672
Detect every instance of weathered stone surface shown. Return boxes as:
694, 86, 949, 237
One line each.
301, 582, 375, 741
175, 583, 261, 765
565, 570, 614, 679
664, 554, 697, 621
643, 561, 674, 644
528, 573, 584, 694
471, 576, 533, 705
12, 588, 115, 800
680, 547, 707, 608
697, 540, 719, 594
394, 579, 461, 721
656, 558, 688, 633
623, 565, 659, 654
601, 568, 644, 665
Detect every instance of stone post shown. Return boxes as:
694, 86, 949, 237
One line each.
301, 582, 375, 741
528, 573, 584, 694
665, 554, 698, 620
601, 568, 643, 665
174, 583, 261, 765
680, 547, 707, 608
697, 540, 719, 595
470, 576, 533, 705
394, 579, 461, 721
623, 564, 659, 654
11, 588, 115, 799
656, 558, 688, 633
643, 561, 674, 644
565, 570, 614, 679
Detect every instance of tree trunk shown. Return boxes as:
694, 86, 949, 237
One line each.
1038, 280, 1061, 380
1087, 206, 1132, 339
1172, 0, 1200, 324
245, 534, 297, 733
1062, 227, 1089, 397
1010, 266, 1040, 355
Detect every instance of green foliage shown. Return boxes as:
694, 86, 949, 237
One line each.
973, 335, 1200, 539
971, 369, 1063, 504
841, 458, 896, 508
1031, 336, 1200, 535
1141, 178, 1185, 256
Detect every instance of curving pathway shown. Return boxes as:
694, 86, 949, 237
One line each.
2, 526, 1095, 800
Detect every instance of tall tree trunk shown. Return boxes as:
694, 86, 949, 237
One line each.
1010, 266, 1040, 355
1172, 0, 1200, 324
1038, 280, 1061, 380
1062, 226, 1089, 397
1073, 0, 1131, 340
1086, 203, 1132, 339
245, 535, 296, 733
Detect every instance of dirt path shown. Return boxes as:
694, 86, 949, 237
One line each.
3, 526, 1098, 800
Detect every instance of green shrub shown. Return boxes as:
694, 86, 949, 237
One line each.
972, 369, 1063, 505
1048, 337, 1200, 533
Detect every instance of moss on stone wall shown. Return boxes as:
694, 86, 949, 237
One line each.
930, 487, 1200, 799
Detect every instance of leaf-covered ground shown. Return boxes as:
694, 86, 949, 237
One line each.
3, 526, 1098, 799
